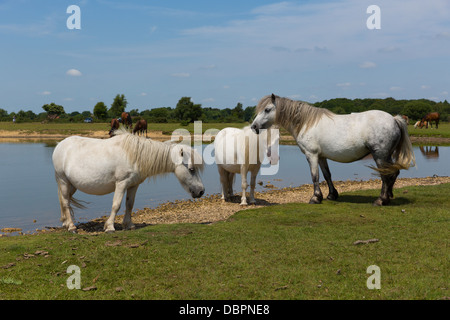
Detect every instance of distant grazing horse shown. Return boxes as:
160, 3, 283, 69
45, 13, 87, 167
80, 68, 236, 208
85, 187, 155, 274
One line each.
133, 119, 148, 137
109, 118, 120, 137
414, 121, 424, 129
52, 128, 205, 233
121, 112, 132, 130
214, 126, 279, 205
251, 94, 415, 206
421, 112, 440, 129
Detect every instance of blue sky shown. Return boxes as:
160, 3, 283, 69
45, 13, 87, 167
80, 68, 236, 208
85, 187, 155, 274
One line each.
1, 0, 449, 114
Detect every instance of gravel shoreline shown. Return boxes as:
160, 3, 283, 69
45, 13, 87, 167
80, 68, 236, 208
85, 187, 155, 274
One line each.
69, 176, 450, 234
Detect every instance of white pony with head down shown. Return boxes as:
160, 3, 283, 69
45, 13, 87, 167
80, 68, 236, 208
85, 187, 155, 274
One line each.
214, 126, 279, 205
52, 128, 205, 233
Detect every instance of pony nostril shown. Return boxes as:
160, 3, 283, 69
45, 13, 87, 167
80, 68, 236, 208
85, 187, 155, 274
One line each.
199, 190, 204, 197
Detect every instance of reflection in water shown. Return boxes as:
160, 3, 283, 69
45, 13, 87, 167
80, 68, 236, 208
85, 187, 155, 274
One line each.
419, 146, 439, 160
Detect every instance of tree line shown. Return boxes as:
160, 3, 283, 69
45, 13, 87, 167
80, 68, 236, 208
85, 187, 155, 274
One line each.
1, 94, 449, 124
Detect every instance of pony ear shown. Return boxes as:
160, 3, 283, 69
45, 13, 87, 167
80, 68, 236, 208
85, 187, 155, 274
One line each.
271, 93, 276, 103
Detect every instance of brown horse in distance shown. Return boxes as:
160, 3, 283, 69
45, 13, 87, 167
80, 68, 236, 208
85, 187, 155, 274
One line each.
133, 119, 148, 137
121, 112, 132, 130
109, 118, 120, 137
421, 112, 440, 129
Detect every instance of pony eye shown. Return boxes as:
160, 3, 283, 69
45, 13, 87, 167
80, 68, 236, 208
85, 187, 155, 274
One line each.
189, 167, 195, 172
265, 108, 271, 113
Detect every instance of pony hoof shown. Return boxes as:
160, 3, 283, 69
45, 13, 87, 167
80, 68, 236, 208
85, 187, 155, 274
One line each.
309, 197, 322, 204
327, 192, 339, 201
240, 202, 248, 206
123, 224, 135, 231
372, 198, 389, 206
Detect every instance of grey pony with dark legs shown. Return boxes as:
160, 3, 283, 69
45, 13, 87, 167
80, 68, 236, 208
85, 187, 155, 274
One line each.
251, 94, 415, 206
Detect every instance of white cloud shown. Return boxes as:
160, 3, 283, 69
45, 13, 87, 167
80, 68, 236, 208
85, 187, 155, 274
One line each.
66, 69, 82, 77
39, 91, 51, 95
337, 82, 351, 87
140, 92, 148, 96
359, 61, 376, 69
420, 85, 430, 89
390, 86, 403, 91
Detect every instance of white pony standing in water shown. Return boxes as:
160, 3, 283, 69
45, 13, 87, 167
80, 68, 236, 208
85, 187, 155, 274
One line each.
214, 126, 279, 205
52, 128, 205, 233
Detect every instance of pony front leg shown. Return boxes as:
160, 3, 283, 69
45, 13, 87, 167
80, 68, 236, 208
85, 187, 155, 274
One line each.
240, 166, 249, 206
319, 158, 339, 201
104, 184, 127, 233
122, 185, 138, 230
306, 154, 323, 204
248, 169, 258, 204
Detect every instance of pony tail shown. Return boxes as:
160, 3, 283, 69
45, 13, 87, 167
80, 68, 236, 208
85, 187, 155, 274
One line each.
393, 115, 416, 169
371, 116, 416, 175
55, 172, 88, 221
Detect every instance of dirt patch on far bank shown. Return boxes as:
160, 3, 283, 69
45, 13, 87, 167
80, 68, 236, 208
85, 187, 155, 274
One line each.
2, 129, 450, 145
0, 129, 169, 141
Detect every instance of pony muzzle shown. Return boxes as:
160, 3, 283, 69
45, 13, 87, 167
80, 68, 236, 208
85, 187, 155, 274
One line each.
191, 187, 205, 198
251, 124, 260, 134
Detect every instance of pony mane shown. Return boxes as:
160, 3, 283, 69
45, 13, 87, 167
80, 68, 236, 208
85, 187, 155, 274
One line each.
256, 95, 334, 136
114, 128, 203, 178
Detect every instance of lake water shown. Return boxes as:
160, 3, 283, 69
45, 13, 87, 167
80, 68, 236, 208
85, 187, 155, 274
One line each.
0, 141, 449, 234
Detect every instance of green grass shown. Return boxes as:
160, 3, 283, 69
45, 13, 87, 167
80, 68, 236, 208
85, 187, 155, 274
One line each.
0, 184, 448, 300
0, 122, 248, 136
408, 122, 450, 138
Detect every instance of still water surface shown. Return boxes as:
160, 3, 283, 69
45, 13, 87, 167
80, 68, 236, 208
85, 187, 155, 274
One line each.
0, 141, 448, 234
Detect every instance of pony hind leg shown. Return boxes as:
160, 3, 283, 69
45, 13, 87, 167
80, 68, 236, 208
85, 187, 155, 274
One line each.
371, 156, 399, 206
56, 176, 77, 232
218, 166, 231, 201
386, 170, 400, 199
122, 185, 139, 230
226, 172, 235, 200
319, 158, 339, 201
